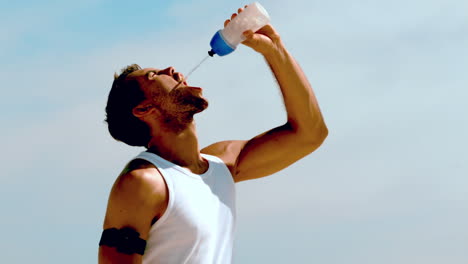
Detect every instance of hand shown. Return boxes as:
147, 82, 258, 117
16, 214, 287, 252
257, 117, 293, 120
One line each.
224, 6, 282, 56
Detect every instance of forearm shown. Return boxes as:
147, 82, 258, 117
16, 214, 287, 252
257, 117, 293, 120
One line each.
263, 41, 327, 140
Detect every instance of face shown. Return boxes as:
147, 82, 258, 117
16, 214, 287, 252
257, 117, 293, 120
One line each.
131, 67, 208, 117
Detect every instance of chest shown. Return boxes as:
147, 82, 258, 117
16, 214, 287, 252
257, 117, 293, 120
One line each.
168, 173, 236, 237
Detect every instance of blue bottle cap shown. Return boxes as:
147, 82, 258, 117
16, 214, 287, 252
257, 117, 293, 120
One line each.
209, 30, 235, 56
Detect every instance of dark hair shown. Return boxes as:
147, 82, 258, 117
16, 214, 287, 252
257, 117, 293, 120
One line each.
105, 64, 151, 147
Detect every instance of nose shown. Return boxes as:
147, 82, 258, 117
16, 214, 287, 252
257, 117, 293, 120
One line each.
160, 67, 175, 76
174, 72, 185, 82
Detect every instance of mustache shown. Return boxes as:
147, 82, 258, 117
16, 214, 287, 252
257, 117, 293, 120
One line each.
169, 85, 202, 96
170, 78, 188, 91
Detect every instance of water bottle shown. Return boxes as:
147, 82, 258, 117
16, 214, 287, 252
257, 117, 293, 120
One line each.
208, 2, 270, 57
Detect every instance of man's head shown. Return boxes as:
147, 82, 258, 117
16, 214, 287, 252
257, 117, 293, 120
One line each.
105, 64, 208, 147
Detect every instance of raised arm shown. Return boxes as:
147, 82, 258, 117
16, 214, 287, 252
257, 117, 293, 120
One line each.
202, 10, 328, 182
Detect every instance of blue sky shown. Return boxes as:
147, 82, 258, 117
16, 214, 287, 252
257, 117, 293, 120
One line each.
1, 0, 467, 263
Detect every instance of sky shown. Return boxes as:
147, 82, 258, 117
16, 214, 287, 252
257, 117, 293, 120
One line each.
1, 0, 467, 263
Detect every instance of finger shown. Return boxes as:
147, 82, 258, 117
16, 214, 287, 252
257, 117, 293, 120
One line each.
238, 7, 244, 13
241, 31, 261, 49
231, 13, 237, 20
255, 24, 276, 35
224, 19, 230, 27
245, 5, 248, 8
242, 30, 255, 41
242, 30, 255, 39
255, 24, 280, 40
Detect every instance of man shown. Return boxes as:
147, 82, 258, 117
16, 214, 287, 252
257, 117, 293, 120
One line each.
99, 7, 328, 264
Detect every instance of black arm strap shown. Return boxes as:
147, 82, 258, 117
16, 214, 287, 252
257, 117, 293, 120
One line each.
99, 227, 147, 255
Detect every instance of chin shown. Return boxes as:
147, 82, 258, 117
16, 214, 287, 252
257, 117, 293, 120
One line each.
192, 98, 209, 114
172, 96, 208, 116
168, 90, 209, 115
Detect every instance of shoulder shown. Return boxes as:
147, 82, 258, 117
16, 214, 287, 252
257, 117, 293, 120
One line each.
201, 140, 248, 175
100, 159, 167, 261
114, 159, 164, 196
104, 159, 167, 228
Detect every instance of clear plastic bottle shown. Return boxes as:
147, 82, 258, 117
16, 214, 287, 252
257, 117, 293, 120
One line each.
208, 2, 270, 56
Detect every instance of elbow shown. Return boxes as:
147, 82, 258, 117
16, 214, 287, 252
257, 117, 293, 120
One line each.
300, 121, 328, 151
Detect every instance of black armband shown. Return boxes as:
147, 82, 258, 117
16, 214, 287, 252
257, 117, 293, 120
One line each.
99, 227, 147, 255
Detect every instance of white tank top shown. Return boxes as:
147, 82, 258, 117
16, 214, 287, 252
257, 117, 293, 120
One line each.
133, 151, 236, 264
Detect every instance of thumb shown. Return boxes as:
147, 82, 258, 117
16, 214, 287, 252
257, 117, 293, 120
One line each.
242, 30, 255, 43
241, 30, 264, 50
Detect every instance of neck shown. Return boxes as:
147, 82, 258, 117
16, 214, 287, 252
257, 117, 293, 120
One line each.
146, 120, 208, 174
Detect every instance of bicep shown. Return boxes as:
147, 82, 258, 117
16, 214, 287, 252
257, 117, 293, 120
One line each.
203, 123, 323, 182
233, 124, 307, 181
99, 246, 142, 264
233, 123, 323, 182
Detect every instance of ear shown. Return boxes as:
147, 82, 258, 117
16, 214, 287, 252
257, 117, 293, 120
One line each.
132, 104, 156, 118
